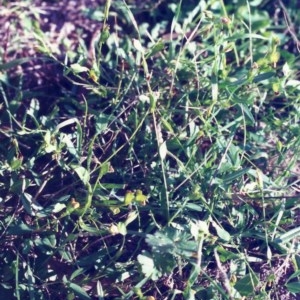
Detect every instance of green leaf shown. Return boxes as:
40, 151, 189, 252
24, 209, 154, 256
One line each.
7, 221, 34, 235
98, 162, 111, 179
286, 282, 300, 293
145, 39, 164, 59
124, 211, 138, 226
287, 270, 300, 280
67, 282, 91, 300
146, 232, 175, 253
41, 235, 57, 249
161, 117, 175, 134
249, 0, 264, 6
185, 203, 203, 212
137, 252, 161, 280
238, 104, 255, 124
21, 192, 43, 216
212, 81, 218, 101
224, 168, 250, 185
146, 227, 197, 257
43, 130, 57, 153
61, 133, 79, 159
0, 57, 38, 71
78, 219, 103, 234
226, 33, 269, 42
100, 25, 110, 43
71, 165, 90, 185
190, 220, 209, 238
95, 114, 111, 134
217, 247, 239, 262
132, 38, 144, 53
70, 268, 86, 281
211, 221, 231, 242
253, 72, 275, 83
0, 285, 14, 298
274, 226, 300, 244
51, 203, 67, 213
70, 63, 89, 74
117, 222, 127, 236
159, 141, 167, 160
234, 273, 259, 296
10, 157, 23, 170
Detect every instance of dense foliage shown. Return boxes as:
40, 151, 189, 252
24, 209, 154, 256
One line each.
1, 0, 300, 299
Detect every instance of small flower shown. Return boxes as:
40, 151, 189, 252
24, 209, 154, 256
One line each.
70, 198, 80, 209
221, 17, 231, 25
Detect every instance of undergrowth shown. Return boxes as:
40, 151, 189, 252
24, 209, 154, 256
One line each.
1, 0, 300, 299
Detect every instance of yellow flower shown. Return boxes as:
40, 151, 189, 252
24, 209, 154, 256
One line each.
70, 198, 80, 209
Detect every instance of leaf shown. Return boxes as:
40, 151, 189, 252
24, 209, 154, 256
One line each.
223, 168, 250, 185
70, 63, 89, 74
78, 219, 102, 234
146, 232, 174, 253
70, 268, 86, 281
117, 222, 127, 236
95, 114, 111, 134
256, 168, 264, 189
185, 203, 203, 212
190, 220, 209, 238
56, 118, 79, 131
100, 25, 110, 43
10, 157, 23, 170
286, 282, 300, 294
26, 262, 35, 299
274, 226, 300, 244
67, 282, 91, 300
211, 80, 218, 101
137, 253, 154, 277
0, 57, 38, 71
43, 130, 57, 153
234, 273, 259, 296
61, 133, 78, 159
252, 71, 275, 83
146, 227, 197, 258
0, 285, 14, 298
159, 141, 167, 160
96, 280, 105, 299
132, 38, 144, 53
51, 203, 67, 213
71, 165, 90, 185
37, 235, 56, 250
98, 162, 111, 179
161, 117, 174, 134
7, 221, 34, 235
287, 270, 300, 280
27, 98, 40, 117
137, 253, 161, 280
286, 79, 300, 89
211, 221, 231, 242
217, 247, 239, 262
145, 39, 164, 59
150, 92, 159, 112
238, 104, 255, 124
124, 211, 138, 226
21, 192, 43, 216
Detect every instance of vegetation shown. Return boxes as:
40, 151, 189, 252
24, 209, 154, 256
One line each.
1, 0, 300, 299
